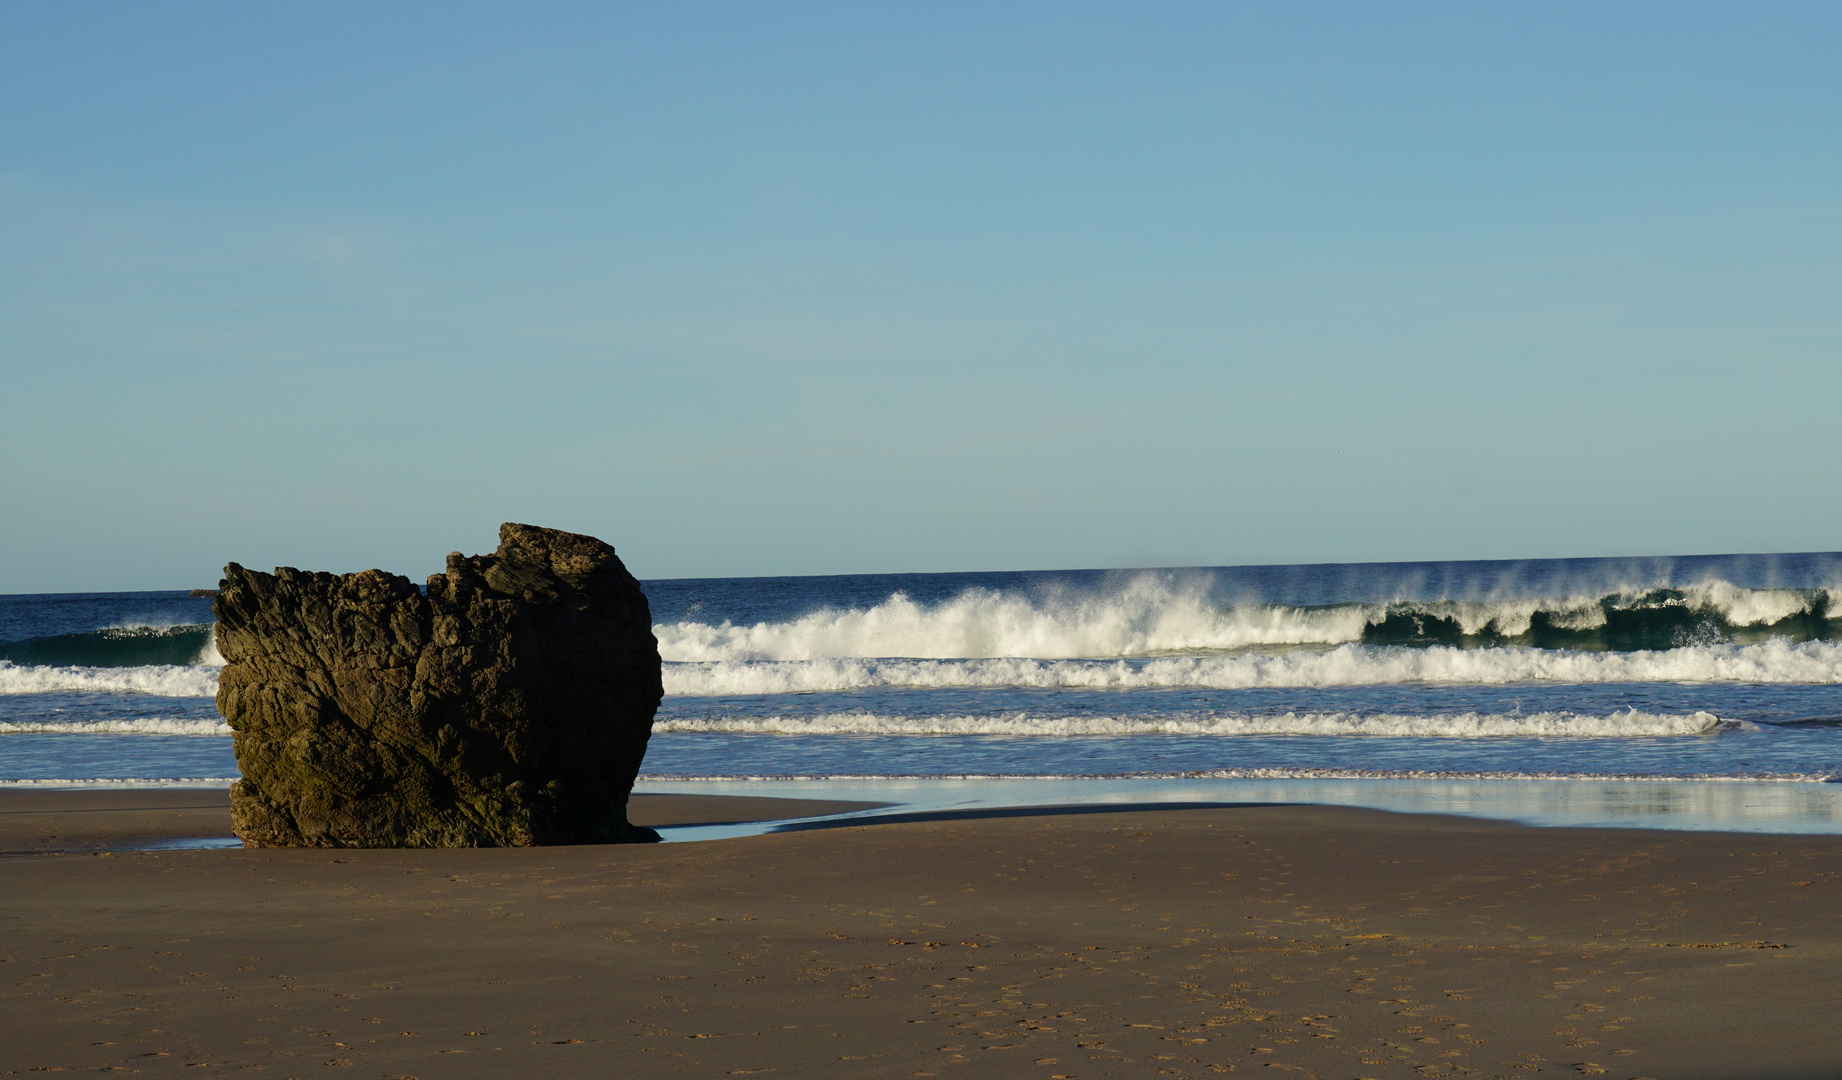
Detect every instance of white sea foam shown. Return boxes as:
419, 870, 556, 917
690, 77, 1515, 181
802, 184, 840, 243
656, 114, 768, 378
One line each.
0, 777, 237, 788
653, 709, 1726, 738
662, 638, 1842, 695
1461, 583, 1817, 637
0, 661, 219, 698
0, 718, 229, 736
638, 769, 1834, 782
656, 579, 1374, 661
1686, 582, 1814, 629
653, 576, 1832, 662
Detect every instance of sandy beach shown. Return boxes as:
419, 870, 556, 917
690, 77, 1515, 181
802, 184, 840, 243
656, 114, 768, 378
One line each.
5, 791, 1841, 1079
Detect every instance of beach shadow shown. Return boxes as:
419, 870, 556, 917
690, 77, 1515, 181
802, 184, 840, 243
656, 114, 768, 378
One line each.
768, 800, 1293, 833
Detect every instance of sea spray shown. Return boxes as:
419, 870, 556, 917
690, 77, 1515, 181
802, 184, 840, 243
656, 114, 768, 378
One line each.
654, 577, 1835, 661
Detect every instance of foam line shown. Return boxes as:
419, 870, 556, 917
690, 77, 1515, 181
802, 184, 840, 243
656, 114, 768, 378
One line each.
0, 777, 237, 788
0, 718, 229, 735
653, 709, 1727, 738
662, 639, 1842, 694
0, 662, 220, 698
636, 769, 1835, 782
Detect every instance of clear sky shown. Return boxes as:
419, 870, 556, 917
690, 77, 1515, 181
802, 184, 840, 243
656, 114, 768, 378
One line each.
2, 2, 1837, 591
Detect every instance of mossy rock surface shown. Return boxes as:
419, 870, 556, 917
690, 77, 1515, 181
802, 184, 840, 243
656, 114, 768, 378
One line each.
214, 523, 662, 847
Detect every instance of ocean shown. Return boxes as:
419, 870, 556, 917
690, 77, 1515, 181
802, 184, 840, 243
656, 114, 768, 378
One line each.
6, 551, 1842, 832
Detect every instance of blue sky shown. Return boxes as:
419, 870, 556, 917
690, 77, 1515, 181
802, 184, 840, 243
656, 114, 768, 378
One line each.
2, 2, 1837, 590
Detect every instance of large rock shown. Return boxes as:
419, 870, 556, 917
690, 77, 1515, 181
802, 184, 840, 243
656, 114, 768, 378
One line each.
213, 524, 663, 847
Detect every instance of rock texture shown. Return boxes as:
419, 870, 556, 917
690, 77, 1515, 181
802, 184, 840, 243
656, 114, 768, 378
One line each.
213, 524, 663, 847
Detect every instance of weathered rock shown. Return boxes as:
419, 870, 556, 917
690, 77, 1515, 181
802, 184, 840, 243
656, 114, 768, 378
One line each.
187, 588, 219, 598
213, 524, 663, 847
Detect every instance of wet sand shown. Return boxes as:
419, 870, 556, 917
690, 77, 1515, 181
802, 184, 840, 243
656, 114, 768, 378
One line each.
4, 791, 1842, 1079
0, 789, 883, 853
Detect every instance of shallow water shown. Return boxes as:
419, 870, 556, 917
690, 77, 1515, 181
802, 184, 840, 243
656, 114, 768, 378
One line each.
639, 776, 1842, 839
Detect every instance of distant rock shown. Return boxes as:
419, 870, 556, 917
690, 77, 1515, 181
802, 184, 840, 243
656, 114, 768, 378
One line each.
187, 588, 219, 598
213, 524, 663, 847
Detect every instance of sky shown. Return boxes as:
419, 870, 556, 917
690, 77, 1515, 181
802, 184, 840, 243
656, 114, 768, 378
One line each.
2, 2, 1838, 591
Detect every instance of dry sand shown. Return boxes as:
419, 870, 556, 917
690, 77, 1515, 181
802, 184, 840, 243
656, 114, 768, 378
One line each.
4, 790, 1841, 1079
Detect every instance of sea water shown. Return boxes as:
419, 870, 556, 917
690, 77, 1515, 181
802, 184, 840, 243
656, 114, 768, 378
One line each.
5, 552, 1842, 831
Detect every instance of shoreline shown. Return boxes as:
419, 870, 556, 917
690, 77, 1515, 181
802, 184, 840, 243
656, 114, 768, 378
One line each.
643, 774, 1842, 837
10, 773, 1842, 842
4, 794, 1841, 1078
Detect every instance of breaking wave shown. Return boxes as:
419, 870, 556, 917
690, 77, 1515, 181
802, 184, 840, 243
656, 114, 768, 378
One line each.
0, 624, 218, 668
662, 638, 1842, 695
653, 709, 1729, 737
0, 662, 220, 698
654, 578, 1836, 662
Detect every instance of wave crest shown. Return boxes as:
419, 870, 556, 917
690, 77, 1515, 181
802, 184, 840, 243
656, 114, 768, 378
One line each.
657, 578, 1316, 660
0, 625, 218, 669
654, 577, 1836, 663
